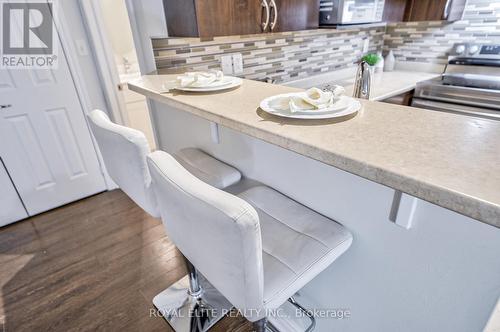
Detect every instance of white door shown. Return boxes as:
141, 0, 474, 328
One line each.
0, 158, 28, 226
0, 5, 106, 216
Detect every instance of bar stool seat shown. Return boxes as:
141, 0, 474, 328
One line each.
238, 186, 353, 310
175, 148, 241, 190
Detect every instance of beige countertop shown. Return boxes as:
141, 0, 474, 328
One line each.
129, 75, 500, 229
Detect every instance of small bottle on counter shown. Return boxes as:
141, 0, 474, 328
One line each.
384, 50, 396, 72
375, 51, 384, 73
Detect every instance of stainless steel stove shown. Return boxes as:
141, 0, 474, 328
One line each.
412, 43, 500, 121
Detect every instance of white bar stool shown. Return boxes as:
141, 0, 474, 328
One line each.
147, 150, 353, 332
87, 109, 239, 331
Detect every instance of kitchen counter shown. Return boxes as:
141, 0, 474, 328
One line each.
129, 75, 500, 228
340, 71, 439, 101
285, 69, 440, 101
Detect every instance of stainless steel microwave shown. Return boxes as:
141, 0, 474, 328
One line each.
319, 0, 385, 25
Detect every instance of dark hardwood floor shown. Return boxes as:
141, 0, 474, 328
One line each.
0, 190, 253, 332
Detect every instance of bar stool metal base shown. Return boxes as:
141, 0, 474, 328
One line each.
264, 297, 316, 332
153, 274, 232, 332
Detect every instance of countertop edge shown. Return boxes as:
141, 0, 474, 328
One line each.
370, 85, 413, 101
129, 83, 500, 229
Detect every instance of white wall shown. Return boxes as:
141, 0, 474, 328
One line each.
56, 0, 116, 188
124, 0, 167, 147
125, 0, 167, 73
58, 0, 109, 114
99, 0, 138, 72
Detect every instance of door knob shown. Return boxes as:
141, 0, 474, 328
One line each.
0, 104, 12, 109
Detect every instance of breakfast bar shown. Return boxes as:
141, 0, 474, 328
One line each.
129, 74, 500, 228
129, 74, 500, 332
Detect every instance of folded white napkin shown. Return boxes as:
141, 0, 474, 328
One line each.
289, 86, 345, 113
177, 71, 224, 88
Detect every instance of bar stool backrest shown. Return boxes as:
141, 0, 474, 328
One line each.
88, 110, 158, 217
147, 150, 265, 315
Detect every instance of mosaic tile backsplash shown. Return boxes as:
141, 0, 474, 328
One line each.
152, 0, 500, 83
152, 27, 385, 83
384, 0, 500, 64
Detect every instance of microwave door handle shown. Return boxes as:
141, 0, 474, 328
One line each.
261, 0, 270, 31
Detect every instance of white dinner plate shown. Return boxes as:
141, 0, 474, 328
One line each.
260, 93, 360, 119
174, 76, 242, 92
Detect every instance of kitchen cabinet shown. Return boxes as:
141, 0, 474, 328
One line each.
164, 0, 263, 37
269, 0, 319, 32
162, 0, 319, 38
383, 0, 466, 22
382, 90, 414, 106
382, 0, 408, 22
0, 159, 28, 227
121, 87, 156, 149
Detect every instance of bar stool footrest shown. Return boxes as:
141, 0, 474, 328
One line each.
153, 274, 233, 332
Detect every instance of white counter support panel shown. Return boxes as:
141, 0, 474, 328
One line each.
209, 122, 220, 144
389, 190, 419, 229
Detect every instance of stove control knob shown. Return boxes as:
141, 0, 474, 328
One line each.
455, 45, 466, 54
469, 45, 479, 55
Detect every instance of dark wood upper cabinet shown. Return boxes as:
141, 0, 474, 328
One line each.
382, 0, 407, 22
404, 0, 449, 21
163, 0, 319, 38
270, 0, 319, 32
162, 1, 200, 37
195, 0, 264, 37
383, 0, 466, 22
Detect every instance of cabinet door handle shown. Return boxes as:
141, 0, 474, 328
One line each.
443, 0, 453, 19
261, 0, 270, 31
269, 0, 278, 31
0, 104, 12, 109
